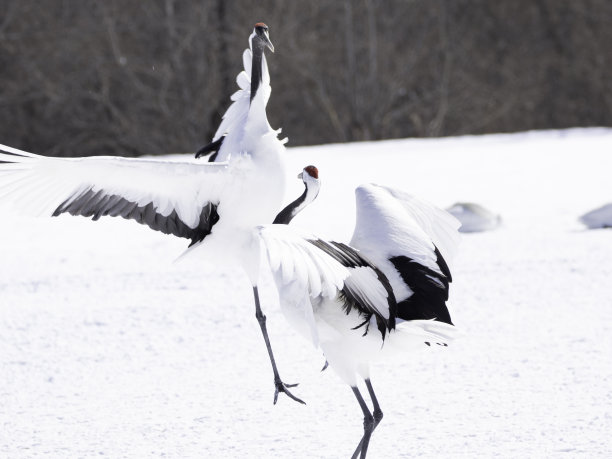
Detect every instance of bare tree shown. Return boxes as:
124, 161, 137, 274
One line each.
0, 0, 611, 155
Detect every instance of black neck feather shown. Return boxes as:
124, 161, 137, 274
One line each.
250, 41, 264, 103
273, 187, 307, 224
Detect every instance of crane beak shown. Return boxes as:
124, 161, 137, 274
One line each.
262, 30, 275, 53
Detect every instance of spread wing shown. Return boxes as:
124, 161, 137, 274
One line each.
0, 144, 229, 246
257, 225, 396, 345
350, 184, 461, 325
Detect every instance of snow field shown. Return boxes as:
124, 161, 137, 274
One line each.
1, 128, 611, 457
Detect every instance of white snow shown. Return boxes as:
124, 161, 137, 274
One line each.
1, 128, 612, 457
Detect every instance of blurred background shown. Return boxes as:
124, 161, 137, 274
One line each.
1, 0, 611, 156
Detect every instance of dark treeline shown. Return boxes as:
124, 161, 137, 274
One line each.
1, 0, 611, 156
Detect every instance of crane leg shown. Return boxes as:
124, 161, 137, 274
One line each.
350, 379, 383, 459
253, 286, 305, 405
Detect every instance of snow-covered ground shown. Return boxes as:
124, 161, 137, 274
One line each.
1, 128, 611, 458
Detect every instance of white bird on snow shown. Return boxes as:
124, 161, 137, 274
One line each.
446, 201, 501, 233
579, 203, 612, 229
258, 166, 461, 458
0, 23, 303, 404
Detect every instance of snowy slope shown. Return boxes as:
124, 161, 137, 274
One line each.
1, 128, 611, 458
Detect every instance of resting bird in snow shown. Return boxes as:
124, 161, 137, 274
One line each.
0, 23, 302, 404
257, 167, 461, 458
446, 201, 501, 233
579, 203, 612, 229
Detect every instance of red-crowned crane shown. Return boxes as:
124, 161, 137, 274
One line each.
0, 23, 304, 404
258, 166, 461, 457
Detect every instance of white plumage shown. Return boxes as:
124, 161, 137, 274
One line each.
0, 23, 300, 404
258, 167, 461, 458
196, 23, 284, 164
261, 183, 460, 383
351, 184, 461, 311
0, 144, 226, 229
209, 42, 274, 163
0, 24, 285, 269
579, 203, 612, 229
260, 224, 394, 346
446, 201, 502, 233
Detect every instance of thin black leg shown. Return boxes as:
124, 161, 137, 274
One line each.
365, 378, 383, 428
252, 286, 305, 405
350, 379, 384, 459
350, 386, 375, 459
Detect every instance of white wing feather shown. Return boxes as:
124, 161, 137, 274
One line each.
351, 184, 461, 275
257, 225, 395, 347
0, 144, 228, 230
258, 225, 348, 300
377, 184, 462, 269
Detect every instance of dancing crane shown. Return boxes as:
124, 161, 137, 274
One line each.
0, 23, 302, 404
258, 167, 461, 457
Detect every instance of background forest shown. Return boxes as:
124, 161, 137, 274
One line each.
1, 0, 611, 156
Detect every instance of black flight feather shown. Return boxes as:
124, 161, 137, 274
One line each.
389, 248, 453, 325
307, 238, 397, 339
53, 189, 219, 247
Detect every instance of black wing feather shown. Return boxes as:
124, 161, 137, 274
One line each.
390, 245, 453, 325
195, 136, 225, 162
53, 189, 219, 247
307, 238, 397, 339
